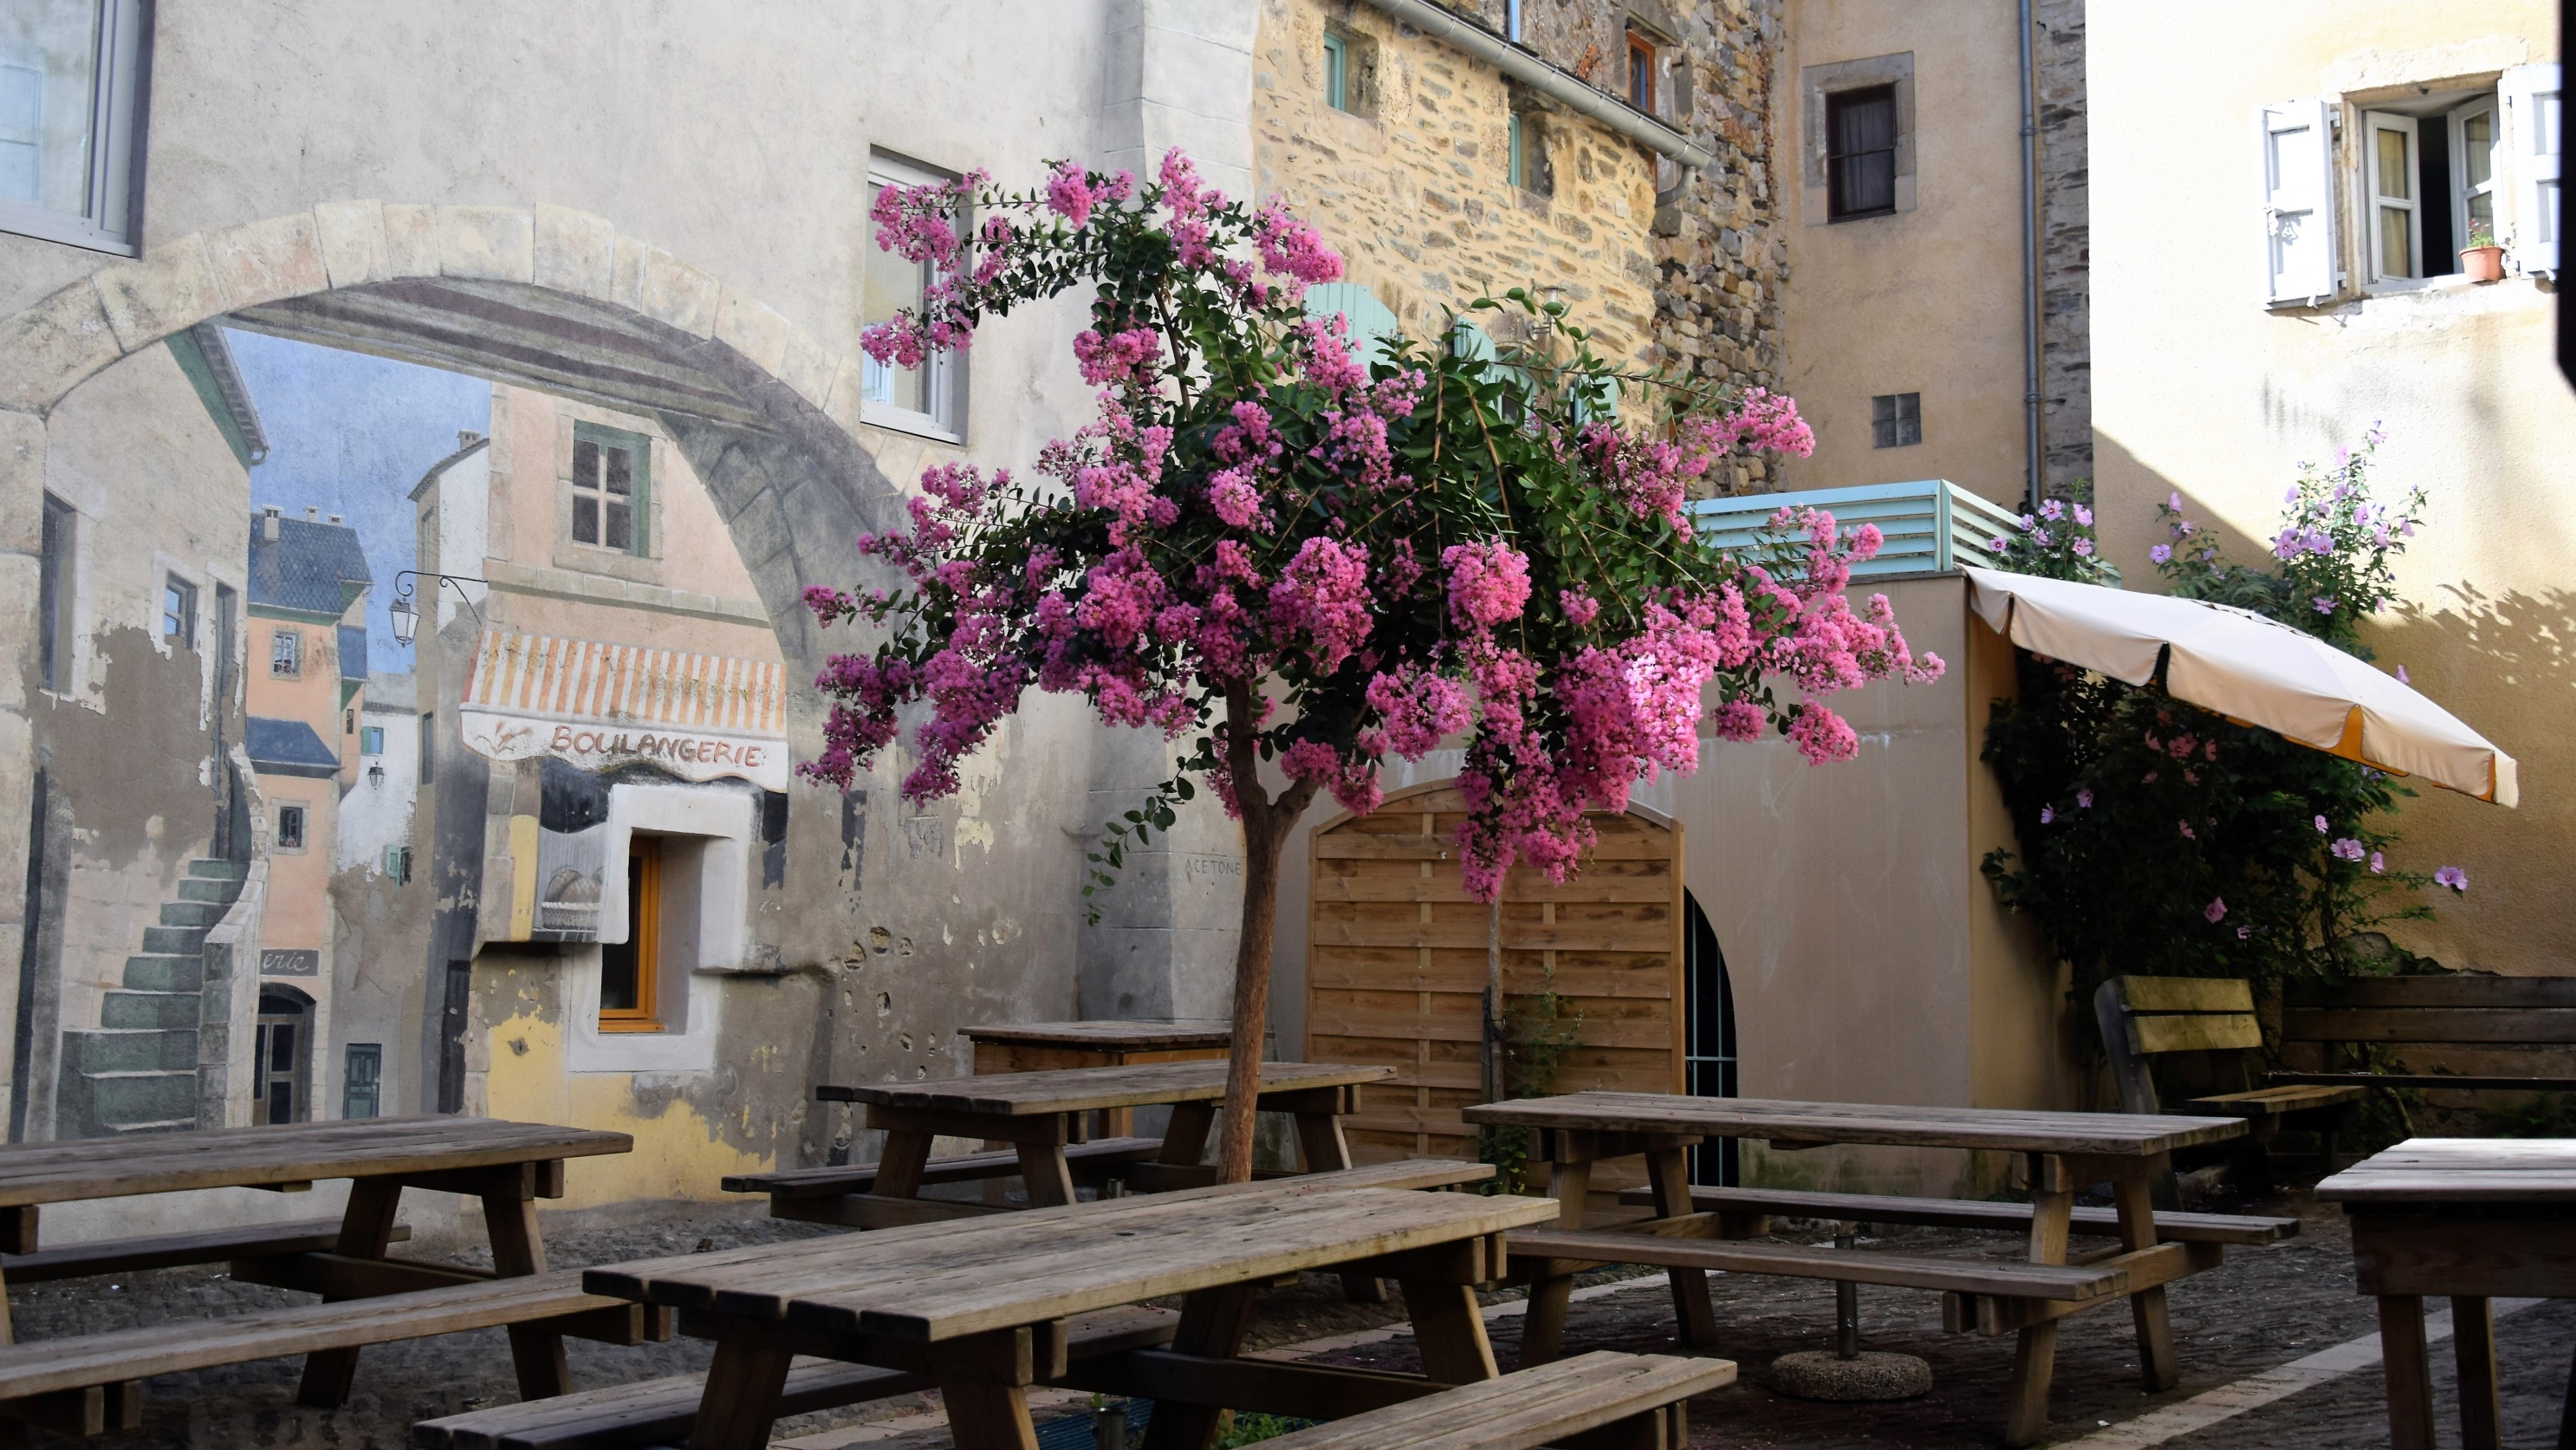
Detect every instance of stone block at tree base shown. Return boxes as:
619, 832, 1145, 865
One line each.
1768, 1349, 1934, 1401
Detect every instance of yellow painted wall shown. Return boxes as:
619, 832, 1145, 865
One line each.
2089, 3, 2570, 977
1775, 0, 2029, 504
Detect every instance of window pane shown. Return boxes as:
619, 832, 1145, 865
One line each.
572, 439, 599, 491
604, 499, 631, 553
2460, 111, 2495, 190
267, 1083, 292, 1124
269, 1022, 296, 1072
277, 805, 304, 849
863, 183, 931, 415
1629, 43, 1653, 108
2380, 205, 2414, 276
0, 2, 101, 216
2468, 190, 2495, 234
271, 629, 298, 674
603, 444, 633, 497
572, 494, 598, 544
2376, 127, 2411, 200
1827, 88, 1898, 218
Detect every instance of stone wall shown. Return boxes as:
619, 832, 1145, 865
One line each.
2033, 0, 2091, 493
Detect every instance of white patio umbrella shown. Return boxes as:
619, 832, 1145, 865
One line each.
1963, 566, 2518, 807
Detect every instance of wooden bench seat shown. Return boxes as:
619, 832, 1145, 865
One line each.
1251, 1350, 1733, 1450
0, 1269, 664, 1410
2187, 1083, 2365, 1115
1509, 1226, 2137, 1303
410, 1304, 1178, 1450
1610, 1185, 2299, 1245
0, 1218, 411, 1284
719, 1135, 1165, 1200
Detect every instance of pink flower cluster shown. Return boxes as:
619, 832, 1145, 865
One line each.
1044, 159, 1133, 230
1252, 199, 1344, 303
1074, 327, 1164, 388
1443, 540, 1532, 632
1696, 387, 1814, 458
1267, 536, 1373, 672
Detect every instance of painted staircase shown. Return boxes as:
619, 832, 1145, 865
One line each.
57, 858, 242, 1136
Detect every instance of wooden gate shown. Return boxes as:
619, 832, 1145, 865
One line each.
1303, 779, 1684, 1166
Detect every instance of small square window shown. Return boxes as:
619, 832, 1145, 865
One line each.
359, 725, 384, 755
161, 574, 195, 647
269, 627, 302, 677
1871, 393, 1922, 448
275, 803, 307, 851
569, 422, 650, 556
1828, 85, 1900, 220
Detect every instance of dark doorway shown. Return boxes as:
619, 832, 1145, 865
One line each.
253, 987, 313, 1124
436, 959, 471, 1114
1683, 890, 1738, 1187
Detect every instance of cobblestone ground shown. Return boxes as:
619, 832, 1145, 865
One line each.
12, 1192, 2573, 1447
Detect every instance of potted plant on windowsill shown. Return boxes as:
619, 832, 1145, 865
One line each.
2460, 222, 2506, 283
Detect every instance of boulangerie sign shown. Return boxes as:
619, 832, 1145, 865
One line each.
458, 629, 790, 790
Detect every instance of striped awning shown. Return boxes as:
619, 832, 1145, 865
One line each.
459, 629, 788, 789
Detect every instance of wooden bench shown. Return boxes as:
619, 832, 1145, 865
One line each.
1509, 1224, 2143, 1305
2094, 976, 2365, 1192
0, 1217, 410, 1284
720, 1135, 1164, 1220
1610, 1185, 2298, 1245
2275, 975, 2576, 1093
0, 1269, 665, 1432
1249, 1350, 1734, 1450
410, 1304, 1178, 1450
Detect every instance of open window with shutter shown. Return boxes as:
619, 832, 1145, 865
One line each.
2260, 100, 2340, 306
2365, 112, 2422, 283
2501, 62, 2563, 275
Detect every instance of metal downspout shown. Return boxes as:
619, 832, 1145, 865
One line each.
2018, 0, 2044, 513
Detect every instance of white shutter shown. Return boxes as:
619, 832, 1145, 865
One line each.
2259, 100, 2339, 306
1301, 282, 1401, 367
2501, 62, 2562, 274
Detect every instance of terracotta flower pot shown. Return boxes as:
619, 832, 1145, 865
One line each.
2461, 245, 2506, 283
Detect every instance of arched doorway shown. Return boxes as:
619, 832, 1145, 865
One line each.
254, 985, 314, 1124
1304, 778, 1684, 1184
1683, 889, 1738, 1187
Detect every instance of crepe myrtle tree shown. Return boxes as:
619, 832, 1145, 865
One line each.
804, 152, 1945, 1182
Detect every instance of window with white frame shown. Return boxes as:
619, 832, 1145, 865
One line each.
0, 0, 146, 255
2262, 65, 2561, 306
861, 154, 965, 440
269, 627, 302, 678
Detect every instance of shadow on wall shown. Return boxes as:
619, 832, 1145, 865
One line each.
2370, 586, 2576, 977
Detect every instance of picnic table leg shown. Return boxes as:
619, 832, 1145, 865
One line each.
2111, 1171, 2178, 1391
691, 1341, 795, 1450
485, 1182, 574, 1400
1518, 1154, 1592, 1369
2377, 1294, 2436, 1450
295, 1176, 405, 1407
2452, 1296, 2501, 1450
1645, 1145, 1720, 1350
1015, 1141, 1078, 1209
1294, 1110, 1387, 1304
875, 1128, 936, 1199
1402, 1277, 1501, 1384
2002, 1154, 2074, 1447
1159, 1101, 1216, 1172
1139, 1282, 1257, 1450
2557, 1337, 2576, 1450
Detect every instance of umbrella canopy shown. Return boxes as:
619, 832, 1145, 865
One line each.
1963, 566, 2517, 807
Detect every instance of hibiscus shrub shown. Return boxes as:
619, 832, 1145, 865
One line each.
808, 153, 1942, 1178
1981, 438, 2462, 1065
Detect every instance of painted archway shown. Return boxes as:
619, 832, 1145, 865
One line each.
1302, 777, 1685, 1180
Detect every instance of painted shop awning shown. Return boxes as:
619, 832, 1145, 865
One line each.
1964, 567, 2517, 806
459, 628, 789, 790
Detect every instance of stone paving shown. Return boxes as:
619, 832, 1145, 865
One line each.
5, 1192, 2571, 1447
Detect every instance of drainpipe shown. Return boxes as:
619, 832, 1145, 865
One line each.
2018, 0, 2044, 513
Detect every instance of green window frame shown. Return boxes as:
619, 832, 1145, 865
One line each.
571, 421, 652, 556
1509, 113, 1526, 188
1323, 32, 1348, 112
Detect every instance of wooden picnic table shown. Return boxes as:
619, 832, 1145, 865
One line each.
0, 1115, 630, 1414
585, 1170, 1561, 1450
960, 1021, 1231, 1137
1463, 1092, 2248, 1447
805, 1059, 1392, 1226
2316, 1137, 2576, 1450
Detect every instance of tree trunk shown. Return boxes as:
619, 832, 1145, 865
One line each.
1213, 679, 1316, 1184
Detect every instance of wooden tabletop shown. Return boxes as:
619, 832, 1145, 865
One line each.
2316, 1137, 2576, 1206
587, 1175, 1555, 1342
1460, 1093, 2246, 1156
819, 1060, 1393, 1115
0, 1116, 632, 1207
957, 1020, 1232, 1050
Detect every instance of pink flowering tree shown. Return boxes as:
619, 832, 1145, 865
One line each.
805, 152, 1943, 1181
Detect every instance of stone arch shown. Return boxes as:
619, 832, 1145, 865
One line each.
0, 201, 906, 659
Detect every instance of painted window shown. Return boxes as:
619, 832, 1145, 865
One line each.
160, 573, 194, 647
862, 153, 965, 440
38, 493, 73, 691
269, 626, 302, 678
342, 1044, 381, 1119
1827, 85, 1899, 220
600, 835, 663, 1032
569, 420, 651, 556
359, 725, 385, 755
419, 712, 435, 784
1323, 32, 1348, 112
1871, 392, 1921, 449
274, 803, 307, 852
0, 0, 146, 254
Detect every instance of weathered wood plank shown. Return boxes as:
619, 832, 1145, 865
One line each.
817, 1061, 1389, 1115
2116, 978, 2256, 1013
2286, 978, 2576, 1011
1508, 1227, 2133, 1300
0, 1118, 627, 1209
2318, 1137, 2576, 1204
1605, 1186, 2297, 1245
955, 1022, 1232, 1050
0, 1217, 412, 1284
2285, 1008, 2576, 1045
1242, 1350, 1730, 1450
1463, 1094, 2245, 1155
721, 1138, 1164, 1198
2127, 1013, 2264, 1056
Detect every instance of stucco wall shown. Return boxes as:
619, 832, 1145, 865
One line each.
2088, 2, 2570, 979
